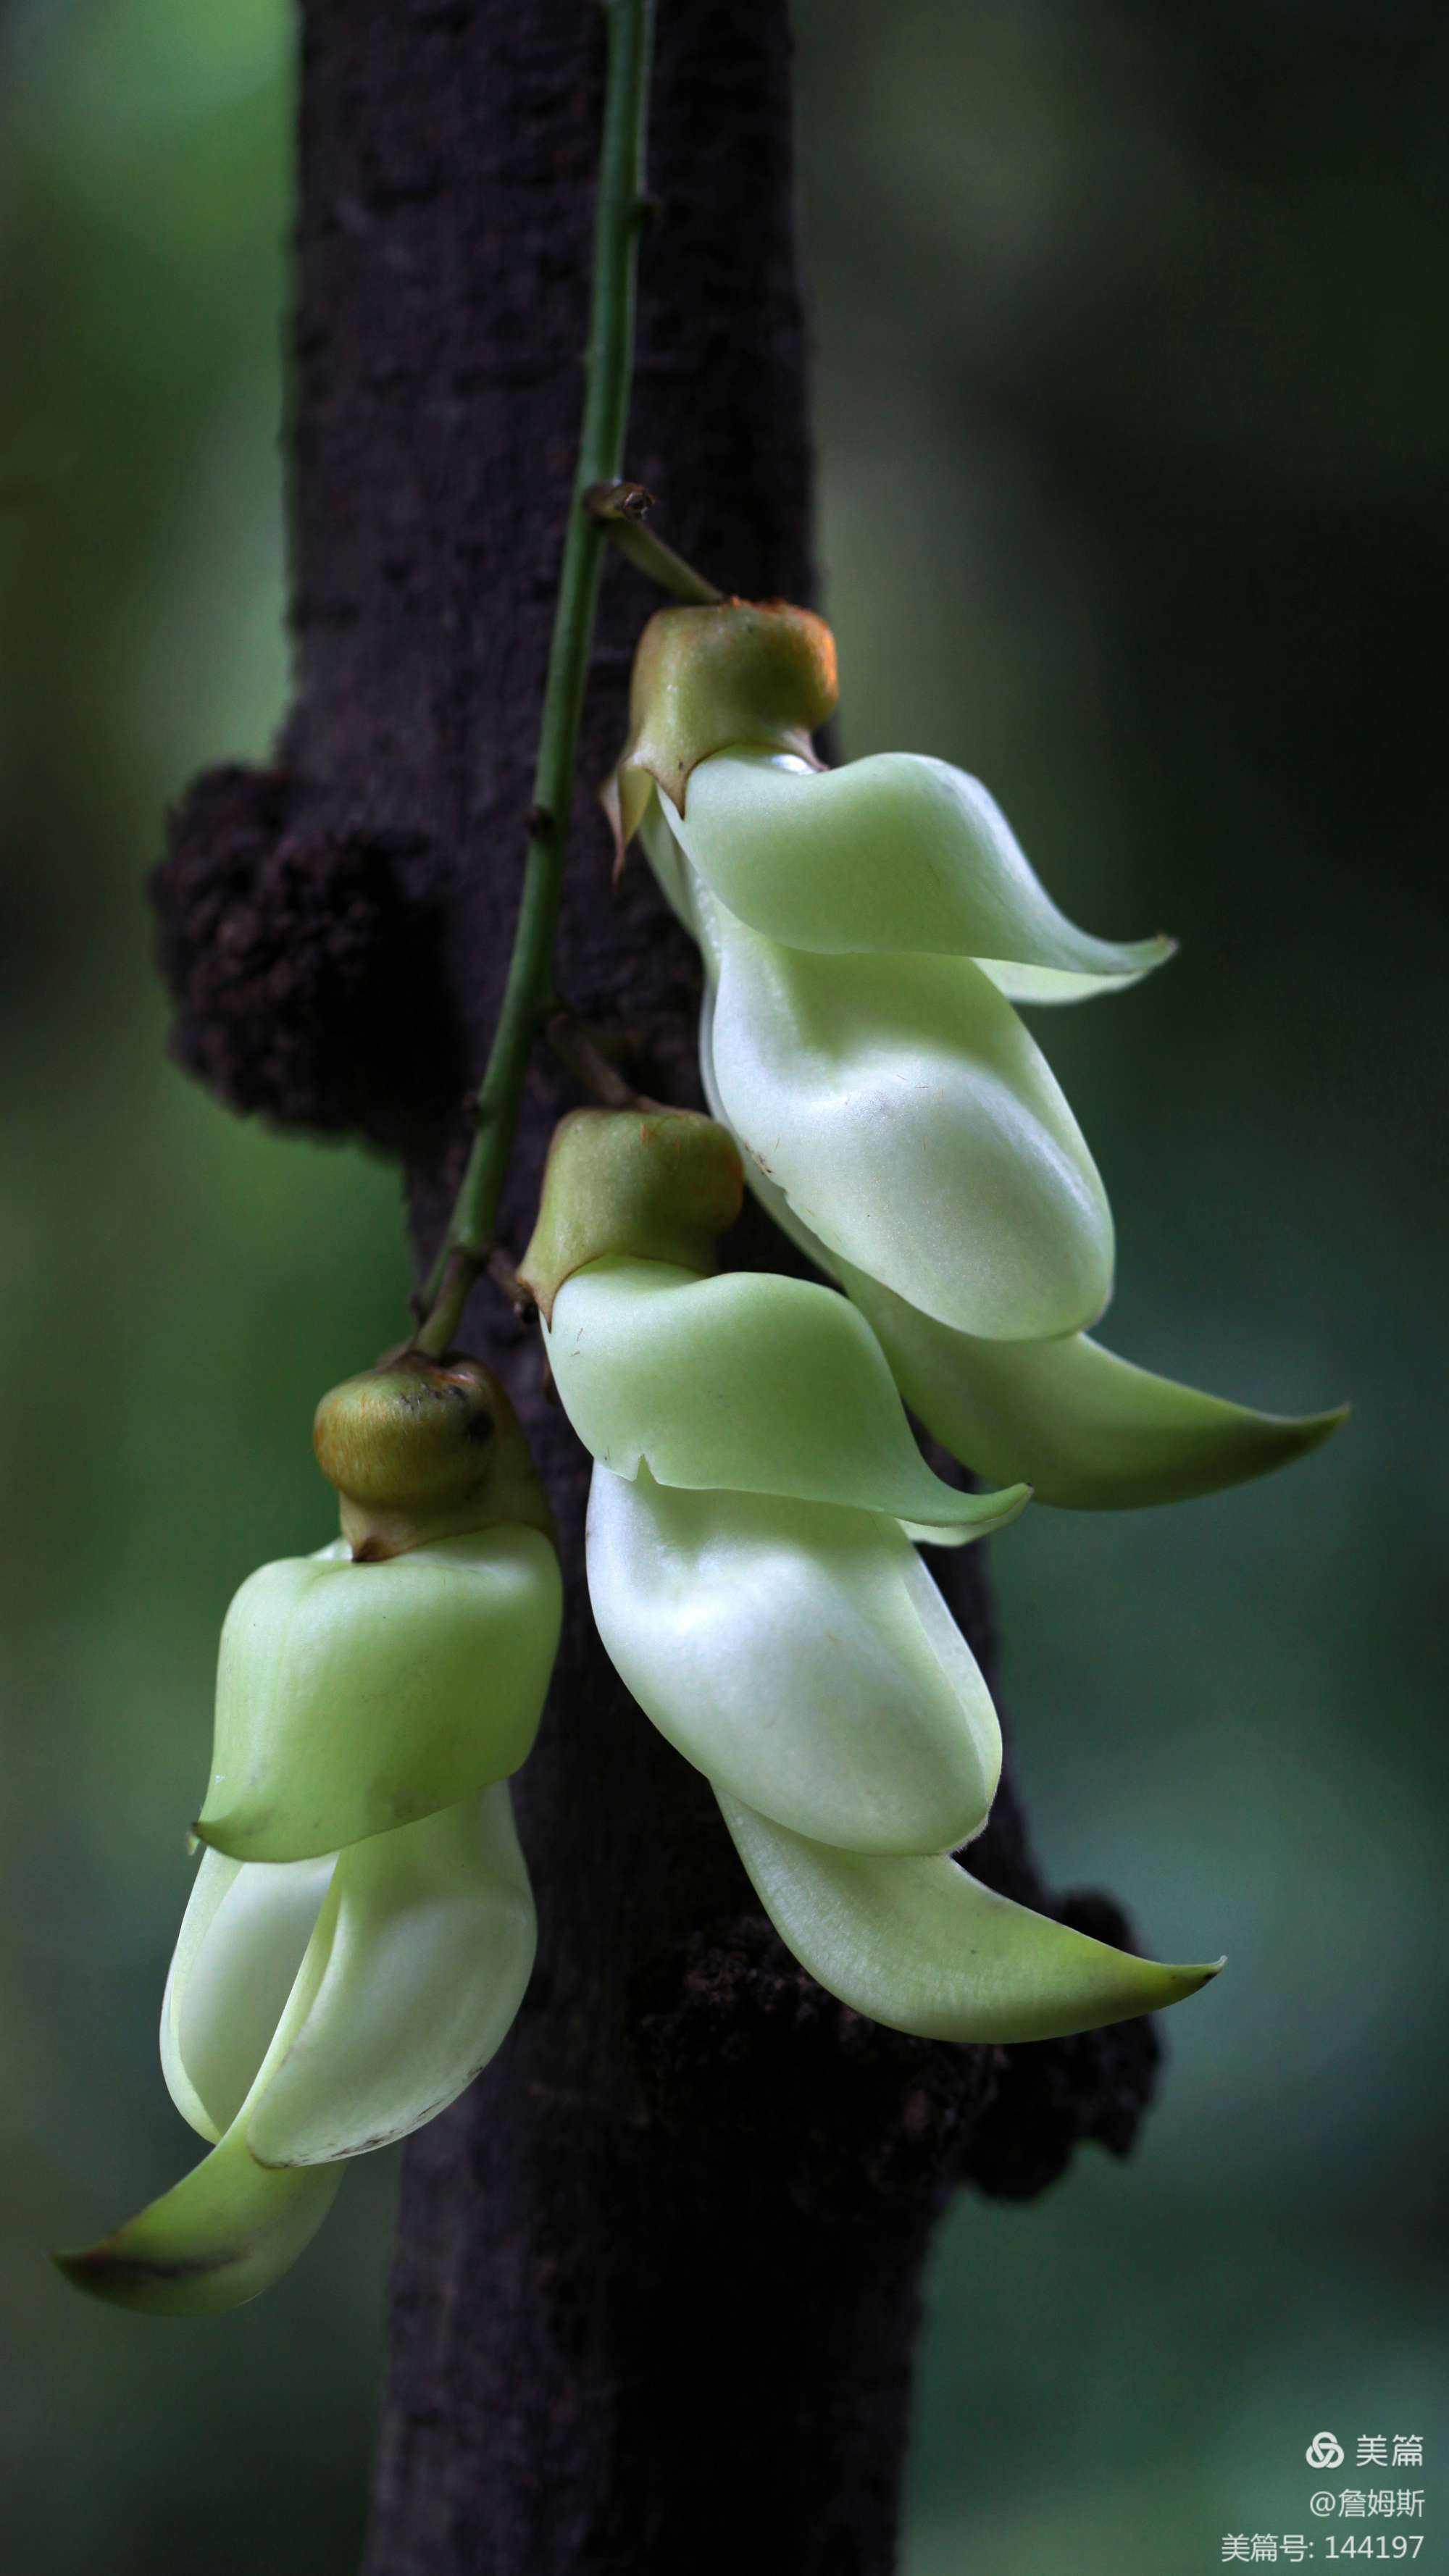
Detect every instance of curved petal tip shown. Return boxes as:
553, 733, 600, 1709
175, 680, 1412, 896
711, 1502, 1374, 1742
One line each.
982, 1478, 1033, 1531
720, 1793, 1228, 2043
1245, 1402, 1349, 1480
1111, 931, 1177, 977
189, 1813, 256, 1864
849, 1268, 1353, 1514
901, 1481, 1032, 1547
51, 2233, 222, 2315
1167, 1954, 1227, 2001
53, 2129, 341, 2316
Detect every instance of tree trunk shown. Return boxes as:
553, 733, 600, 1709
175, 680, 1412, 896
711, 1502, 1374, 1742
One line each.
152, 4, 1164, 2569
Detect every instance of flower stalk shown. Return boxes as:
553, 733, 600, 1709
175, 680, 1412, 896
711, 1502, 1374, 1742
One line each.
583, 479, 724, 606
414, 0, 658, 1358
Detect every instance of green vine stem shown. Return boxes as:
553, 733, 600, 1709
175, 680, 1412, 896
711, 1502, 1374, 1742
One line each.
414, 0, 657, 1359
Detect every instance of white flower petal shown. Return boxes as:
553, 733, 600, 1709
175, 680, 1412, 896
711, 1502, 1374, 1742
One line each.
162, 1847, 335, 2142
65, 1857, 351, 2314
544, 1257, 1027, 1536
586, 1465, 1001, 1854
245, 1787, 535, 2168
667, 753, 1172, 990
719, 1794, 1224, 2043
698, 888, 1114, 1337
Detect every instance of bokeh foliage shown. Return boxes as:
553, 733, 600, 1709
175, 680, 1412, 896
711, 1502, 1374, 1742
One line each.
1, 2, 1444, 2568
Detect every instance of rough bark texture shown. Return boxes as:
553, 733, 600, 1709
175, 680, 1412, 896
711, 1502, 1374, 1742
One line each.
151, 4, 1163, 2569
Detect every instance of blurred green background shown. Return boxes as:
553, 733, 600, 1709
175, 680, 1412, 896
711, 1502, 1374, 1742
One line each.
1, 3, 1443, 2569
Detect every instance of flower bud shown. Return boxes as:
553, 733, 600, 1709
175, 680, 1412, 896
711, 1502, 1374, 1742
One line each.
517, 1105, 744, 1321
602, 599, 837, 856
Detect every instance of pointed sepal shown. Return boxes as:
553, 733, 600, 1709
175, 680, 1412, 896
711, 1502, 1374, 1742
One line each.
719, 1794, 1223, 2043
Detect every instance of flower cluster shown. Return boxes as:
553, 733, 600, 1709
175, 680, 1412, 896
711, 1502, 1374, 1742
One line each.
59, 1359, 560, 2314
612, 601, 1343, 1510
60, 598, 1339, 2320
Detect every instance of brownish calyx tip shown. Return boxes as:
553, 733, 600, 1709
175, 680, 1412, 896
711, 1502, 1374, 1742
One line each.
602, 598, 837, 859
313, 1352, 553, 1555
517, 1106, 745, 1321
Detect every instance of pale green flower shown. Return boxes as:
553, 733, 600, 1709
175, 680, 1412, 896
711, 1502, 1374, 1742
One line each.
58, 1357, 559, 2314
616, 603, 1342, 1510
527, 1108, 1219, 2039
58, 1788, 535, 2314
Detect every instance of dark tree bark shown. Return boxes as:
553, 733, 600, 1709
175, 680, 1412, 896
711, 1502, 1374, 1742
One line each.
153, 5, 1164, 2569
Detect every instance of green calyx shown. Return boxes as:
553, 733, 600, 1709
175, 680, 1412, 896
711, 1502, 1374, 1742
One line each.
517, 1106, 745, 1321
314, 1352, 554, 1557
602, 599, 838, 858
